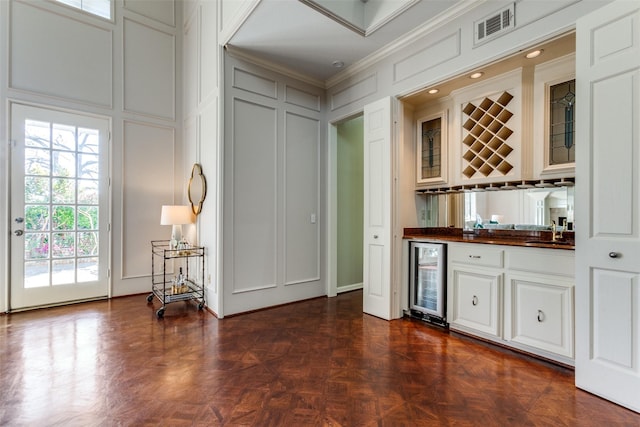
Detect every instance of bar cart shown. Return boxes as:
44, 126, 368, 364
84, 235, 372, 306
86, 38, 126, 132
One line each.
147, 240, 205, 318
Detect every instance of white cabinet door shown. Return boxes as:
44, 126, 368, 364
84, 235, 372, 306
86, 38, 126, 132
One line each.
576, 0, 640, 413
450, 266, 502, 337
507, 274, 574, 359
362, 97, 394, 320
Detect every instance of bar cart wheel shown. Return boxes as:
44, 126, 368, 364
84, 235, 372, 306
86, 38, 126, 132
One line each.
156, 308, 165, 318
146, 293, 154, 303
198, 302, 204, 310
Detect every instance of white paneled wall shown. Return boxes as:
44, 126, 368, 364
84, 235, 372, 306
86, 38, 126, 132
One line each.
121, 121, 176, 278
10, 1, 112, 107
0, 0, 181, 311
223, 54, 325, 316
182, 0, 221, 314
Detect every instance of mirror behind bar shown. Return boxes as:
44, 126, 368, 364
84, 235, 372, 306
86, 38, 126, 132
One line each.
419, 185, 574, 231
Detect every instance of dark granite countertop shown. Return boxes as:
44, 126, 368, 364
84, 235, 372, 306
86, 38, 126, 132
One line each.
403, 227, 575, 250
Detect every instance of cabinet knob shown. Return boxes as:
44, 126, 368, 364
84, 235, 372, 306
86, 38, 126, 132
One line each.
608, 252, 620, 259
472, 295, 478, 306
537, 310, 544, 322
469, 255, 481, 259
373, 235, 379, 239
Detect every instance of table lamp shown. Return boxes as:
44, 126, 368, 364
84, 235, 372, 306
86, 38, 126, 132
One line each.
160, 205, 194, 249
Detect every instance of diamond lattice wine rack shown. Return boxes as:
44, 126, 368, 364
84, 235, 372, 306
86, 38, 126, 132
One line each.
461, 91, 515, 178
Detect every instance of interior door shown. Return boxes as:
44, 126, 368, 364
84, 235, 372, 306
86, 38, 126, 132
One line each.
10, 104, 110, 310
575, 0, 640, 412
363, 97, 394, 320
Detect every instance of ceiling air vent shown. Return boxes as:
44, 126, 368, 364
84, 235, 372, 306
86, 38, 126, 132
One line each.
474, 3, 515, 46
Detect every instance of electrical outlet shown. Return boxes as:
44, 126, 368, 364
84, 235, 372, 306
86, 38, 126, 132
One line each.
311, 213, 316, 224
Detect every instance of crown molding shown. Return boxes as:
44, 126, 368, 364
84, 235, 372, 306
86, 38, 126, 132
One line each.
224, 45, 326, 89
326, 0, 488, 89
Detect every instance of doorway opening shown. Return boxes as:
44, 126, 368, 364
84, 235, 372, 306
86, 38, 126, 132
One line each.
329, 113, 364, 296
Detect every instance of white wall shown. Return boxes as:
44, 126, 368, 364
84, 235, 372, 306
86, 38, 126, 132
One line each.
0, 0, 182, 312
222, 53, 326, 316
182, 0, 221, 315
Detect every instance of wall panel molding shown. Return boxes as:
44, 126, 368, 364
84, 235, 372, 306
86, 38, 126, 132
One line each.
10, 0, 113, 108
284, 111, 321, 286
124, 0, 176, 27
232, 66, 278, 99
393, 31, 461, 83
285, 85, 321, 112
331, 74, 377, 111
122, 18, 176, 120
121, 120, 175, 279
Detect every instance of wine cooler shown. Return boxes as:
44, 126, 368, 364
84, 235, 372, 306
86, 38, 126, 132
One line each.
409, 241, 447, 326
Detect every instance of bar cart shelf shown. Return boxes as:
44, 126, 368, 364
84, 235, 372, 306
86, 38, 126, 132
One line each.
148, 240, 205, 318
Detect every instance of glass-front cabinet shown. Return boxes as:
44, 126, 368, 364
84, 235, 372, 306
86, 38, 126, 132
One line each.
416, 111, 447, 186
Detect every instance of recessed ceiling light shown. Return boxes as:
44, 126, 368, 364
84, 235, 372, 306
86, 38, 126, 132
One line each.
332, 61, 344, 68
469, 72, 484, 79
525, 49, 543, 59
428, 88, 439, 94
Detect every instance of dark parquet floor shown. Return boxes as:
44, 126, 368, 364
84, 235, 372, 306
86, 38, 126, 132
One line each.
1, 290, 639, 426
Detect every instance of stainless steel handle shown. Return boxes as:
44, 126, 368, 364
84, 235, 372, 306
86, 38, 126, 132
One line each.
14, 229, 24, 236
469, 255, 481, 259
609, 252, 620, 259
472, 295, 478, 306
14, 217, 24, 223
537, 310, 544, 322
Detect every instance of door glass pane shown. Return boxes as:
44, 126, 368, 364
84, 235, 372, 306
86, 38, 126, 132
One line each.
21, 117, 102, 289
78, 232, 98, 256
52, 206, 75, 230
52, 178, 76, 203
77, 206, 98, 230
25, 206, 49, 231
25, 148, 50, 175
78, 128, 99, 153
52, 151, 76, 177
77, 257, 98, 282
25, 177, 50, 203
79, 154, 99, 179
78, 180, 98, 204
52, 232, 75, 257
24, 261, 50, 288
25, 233, 49, 259
52, 259, 75, 285
52, 124, 76, 151
25, 120, 50, 148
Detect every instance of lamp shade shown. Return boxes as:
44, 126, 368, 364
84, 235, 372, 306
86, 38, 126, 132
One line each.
160, 205, 194, 225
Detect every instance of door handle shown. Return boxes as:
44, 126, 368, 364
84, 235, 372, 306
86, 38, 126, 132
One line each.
14, 229, 24, 236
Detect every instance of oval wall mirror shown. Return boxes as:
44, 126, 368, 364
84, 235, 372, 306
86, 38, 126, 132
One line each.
188, 163, 207, 215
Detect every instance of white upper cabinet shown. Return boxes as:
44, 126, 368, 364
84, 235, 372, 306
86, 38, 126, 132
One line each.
416, 109, 448, 187
533, 54, 576, 179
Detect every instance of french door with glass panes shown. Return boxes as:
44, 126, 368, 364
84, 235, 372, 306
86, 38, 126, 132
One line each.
10, 104, 110, 310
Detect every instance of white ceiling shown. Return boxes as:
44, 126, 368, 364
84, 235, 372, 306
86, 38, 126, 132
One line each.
227, 0, 472, 83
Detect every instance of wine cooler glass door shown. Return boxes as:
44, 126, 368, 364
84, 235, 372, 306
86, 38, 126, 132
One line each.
411, 243, 445, 318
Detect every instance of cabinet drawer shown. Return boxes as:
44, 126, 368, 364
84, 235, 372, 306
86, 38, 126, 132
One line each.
508, 248, 574, 277
449, 244, 503, 268
507, 275, 574, 358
